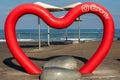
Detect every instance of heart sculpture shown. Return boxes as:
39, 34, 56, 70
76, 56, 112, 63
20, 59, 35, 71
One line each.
5, 2, 114, 74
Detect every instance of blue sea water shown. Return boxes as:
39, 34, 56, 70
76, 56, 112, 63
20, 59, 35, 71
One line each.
0, 29, 120, 42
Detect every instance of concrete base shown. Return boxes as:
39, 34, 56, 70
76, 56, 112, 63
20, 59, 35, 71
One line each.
43, 56, 78, 70
40, 68, 81, 80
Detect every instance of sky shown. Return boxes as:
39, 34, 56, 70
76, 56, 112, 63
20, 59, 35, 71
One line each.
0, 0, 120, 29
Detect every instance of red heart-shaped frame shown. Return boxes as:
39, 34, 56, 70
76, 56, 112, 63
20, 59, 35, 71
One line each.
5, 2, 114, 74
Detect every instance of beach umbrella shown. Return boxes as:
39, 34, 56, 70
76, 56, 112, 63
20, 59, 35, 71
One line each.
63, 2, 82, 42
63, 2, 82, 10
34, 2, 64, 49
34, 2, 64, 12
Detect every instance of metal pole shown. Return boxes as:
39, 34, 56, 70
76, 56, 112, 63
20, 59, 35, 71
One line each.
38, 17, 41, 49
48, 26, 50, 46
18, 33, 21, 39
66, 28, 68, 40
78, 17, 80, 43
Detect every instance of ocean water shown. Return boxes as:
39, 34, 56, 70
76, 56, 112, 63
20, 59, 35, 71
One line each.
0, 29, 120, 42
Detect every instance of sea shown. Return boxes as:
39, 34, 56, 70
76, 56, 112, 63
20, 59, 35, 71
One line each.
0, 29, 120, 42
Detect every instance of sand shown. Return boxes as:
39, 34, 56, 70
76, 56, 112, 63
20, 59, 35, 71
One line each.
0, 40, 120, 80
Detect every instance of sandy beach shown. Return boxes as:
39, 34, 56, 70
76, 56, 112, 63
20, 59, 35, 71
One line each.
0, 40, 120, 80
